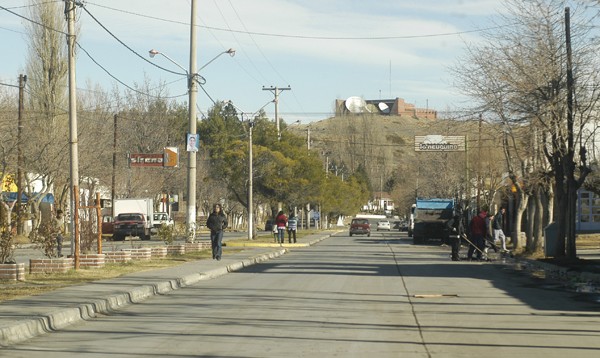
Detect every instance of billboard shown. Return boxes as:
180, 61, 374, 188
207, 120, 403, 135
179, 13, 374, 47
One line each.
414, 135, 466, 152
129, 153, 164, 167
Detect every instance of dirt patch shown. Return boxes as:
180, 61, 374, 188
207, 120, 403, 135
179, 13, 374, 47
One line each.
537, 257, 600, 274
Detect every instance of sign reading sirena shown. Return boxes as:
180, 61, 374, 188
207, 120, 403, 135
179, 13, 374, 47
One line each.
414, 135, 466, 152
130, 153, 164, 167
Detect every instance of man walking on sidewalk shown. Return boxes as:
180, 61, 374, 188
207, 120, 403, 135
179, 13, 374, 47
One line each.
207, 204, 228, 261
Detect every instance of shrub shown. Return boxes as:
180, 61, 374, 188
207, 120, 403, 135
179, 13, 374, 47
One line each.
157, 223, 174, 245
0, 224, 17, 264
29, 221, 59, 258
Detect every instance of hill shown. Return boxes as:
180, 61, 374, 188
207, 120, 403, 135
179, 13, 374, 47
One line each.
287, 114, 492, 215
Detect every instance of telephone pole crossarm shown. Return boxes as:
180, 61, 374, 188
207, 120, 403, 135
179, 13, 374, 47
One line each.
262, 85, 291, 141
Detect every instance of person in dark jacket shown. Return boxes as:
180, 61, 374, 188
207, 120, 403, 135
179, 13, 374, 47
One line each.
206, 203, 228, 260
446, 212, 464, 261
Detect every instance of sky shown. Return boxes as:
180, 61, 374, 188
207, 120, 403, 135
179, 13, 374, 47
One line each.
0, 0, 506, 123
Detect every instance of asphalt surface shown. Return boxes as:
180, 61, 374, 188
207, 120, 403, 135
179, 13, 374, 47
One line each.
1, 230, 599, 349
0, 232, 331, 347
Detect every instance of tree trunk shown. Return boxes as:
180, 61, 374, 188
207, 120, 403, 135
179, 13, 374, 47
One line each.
533, 186, 544, 253
512, 193, 529, 250
544, 185, 554, 227
526, 193, 535, 252
553, 180, 567, 258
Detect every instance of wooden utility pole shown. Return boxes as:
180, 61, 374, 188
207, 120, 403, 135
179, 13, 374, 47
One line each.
111, 114, 117, 218
16, 74, 26, 235
477, 114, 482, 211
262, 86, 291, 140
248, 120, 254, 240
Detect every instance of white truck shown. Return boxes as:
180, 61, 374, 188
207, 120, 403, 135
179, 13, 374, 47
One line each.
112, 198, 154, 241
151, 212, 174, 234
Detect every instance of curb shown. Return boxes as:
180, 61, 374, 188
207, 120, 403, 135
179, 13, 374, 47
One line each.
0, 248, 287, 347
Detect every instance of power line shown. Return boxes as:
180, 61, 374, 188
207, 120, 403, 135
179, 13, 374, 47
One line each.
0, 4, 67, 35
76, 42, 187, 100
85, 1, 512, 41
79, 4, 187, 76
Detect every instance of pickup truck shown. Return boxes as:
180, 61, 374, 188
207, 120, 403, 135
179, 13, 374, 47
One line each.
151, 212, 174, 234
112, 213, 151, 241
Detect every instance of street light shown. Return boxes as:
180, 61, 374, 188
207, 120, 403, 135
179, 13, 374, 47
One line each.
149, 47, 235, 242
199, 48, 235, 71
226, 100, 273, 241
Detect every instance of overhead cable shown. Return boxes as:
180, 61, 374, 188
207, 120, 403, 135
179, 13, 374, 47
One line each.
76, 42, 187, 99
79, 4, 187, 76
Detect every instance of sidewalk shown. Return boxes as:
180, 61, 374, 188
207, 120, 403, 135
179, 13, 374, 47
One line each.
0, 233, 332, 347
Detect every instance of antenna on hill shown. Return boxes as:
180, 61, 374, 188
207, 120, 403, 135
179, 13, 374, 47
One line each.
389, 60, 392, 97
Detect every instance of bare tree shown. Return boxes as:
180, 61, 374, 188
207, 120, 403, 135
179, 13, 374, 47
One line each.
452, 0, 599, 257
23, 0, 70, 230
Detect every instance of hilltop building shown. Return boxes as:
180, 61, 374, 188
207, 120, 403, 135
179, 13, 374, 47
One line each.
335, 97, 437, 119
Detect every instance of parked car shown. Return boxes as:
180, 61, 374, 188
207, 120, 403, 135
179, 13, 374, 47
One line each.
400, 220, 409, 232
101, 215, 114, 236
113, 213, 151, 241
151, 212, 174, 234
350, 218, 371, 237
377, 220, 391, 231
264, 219, 275, 231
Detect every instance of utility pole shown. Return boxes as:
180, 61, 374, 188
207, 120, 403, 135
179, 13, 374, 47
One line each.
248, 119, 254, 240
16, 74, 26, 235
187, 0, 198, 242
477, 113, 482, 211
111, 114, 117, 218
307, 127, 311, 150
262, 86, 291, 140
66, 0, 80, 268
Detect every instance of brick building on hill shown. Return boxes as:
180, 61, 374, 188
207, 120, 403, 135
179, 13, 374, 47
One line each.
335, 97, 437, 119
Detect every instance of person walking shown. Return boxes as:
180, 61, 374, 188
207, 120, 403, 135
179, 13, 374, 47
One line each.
275, 211, 287, 244
493, 206, 508, 252
287, 213, 298, 243
53, 209, 65, 258
446, 211, 464, 261
468, 209, 487, 261
206, 204, 228, 261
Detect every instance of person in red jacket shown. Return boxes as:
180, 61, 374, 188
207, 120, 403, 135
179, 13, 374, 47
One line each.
468, 209, 487, 261
275, 211, 288, 244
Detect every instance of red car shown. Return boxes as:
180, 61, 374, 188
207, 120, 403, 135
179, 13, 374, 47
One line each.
349, 218, 371, 237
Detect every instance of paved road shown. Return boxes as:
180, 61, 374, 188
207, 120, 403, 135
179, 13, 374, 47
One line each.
3, 231, 600, 357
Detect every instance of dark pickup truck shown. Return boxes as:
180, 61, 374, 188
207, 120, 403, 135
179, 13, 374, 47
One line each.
112, 213, 151, 241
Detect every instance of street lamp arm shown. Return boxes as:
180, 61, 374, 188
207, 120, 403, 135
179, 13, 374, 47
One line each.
199, 48, 235, 71
149, 49, 188, 75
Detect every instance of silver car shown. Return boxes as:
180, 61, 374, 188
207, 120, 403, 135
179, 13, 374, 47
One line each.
377, 220, 391, 231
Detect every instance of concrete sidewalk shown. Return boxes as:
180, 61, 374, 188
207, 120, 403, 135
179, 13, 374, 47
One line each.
0, 233, 332, 347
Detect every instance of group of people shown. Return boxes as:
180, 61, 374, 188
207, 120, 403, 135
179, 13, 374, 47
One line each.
207, 206, 300, 260
50, 203, 300, 263
273, 211, 298, 244
447, 206, 509, 262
